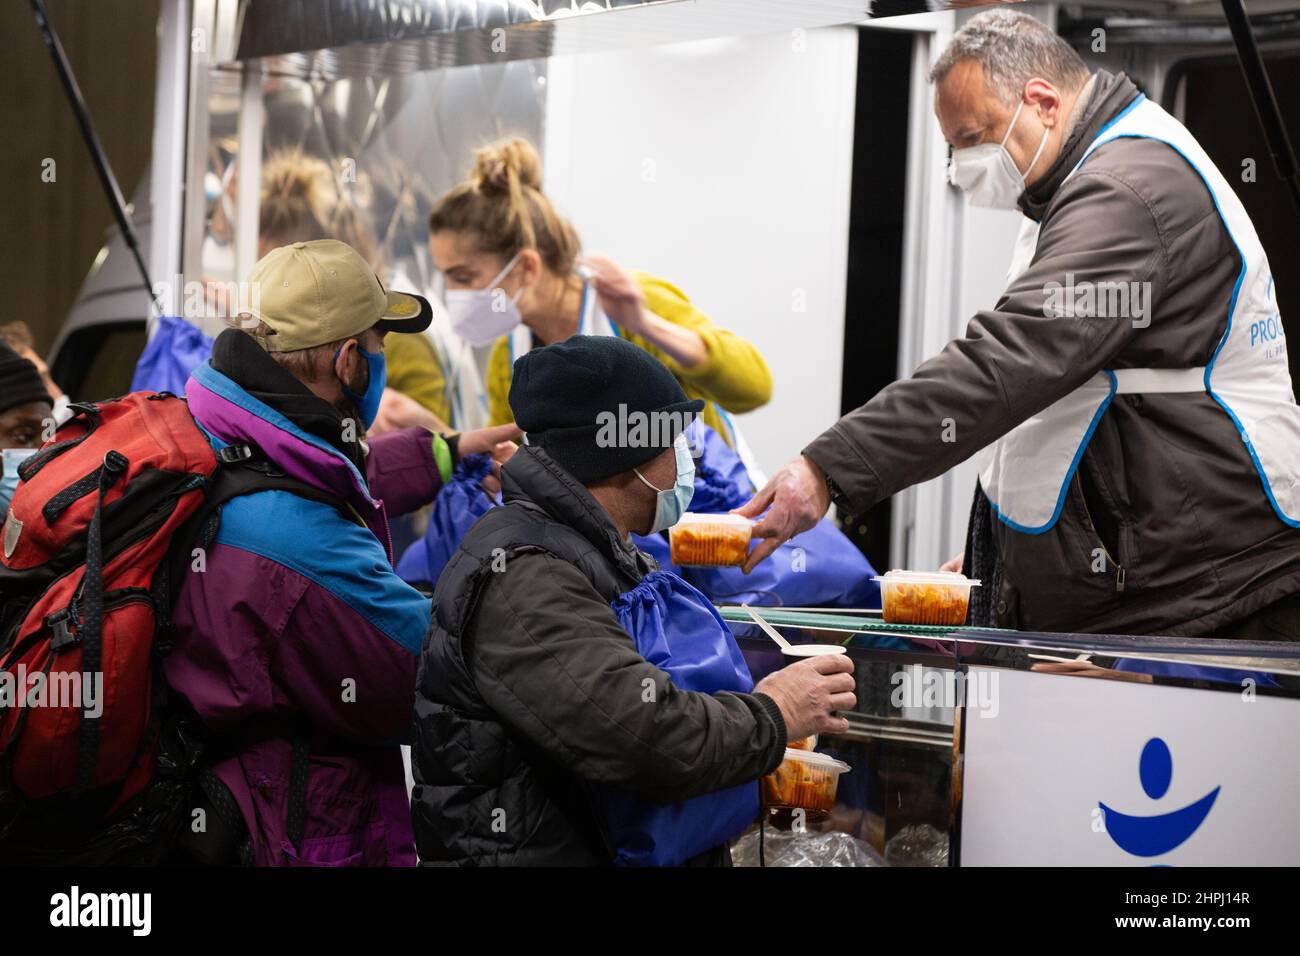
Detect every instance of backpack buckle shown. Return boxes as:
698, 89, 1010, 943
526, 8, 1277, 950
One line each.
46, 607, 79, 651
217, 444, 253, 464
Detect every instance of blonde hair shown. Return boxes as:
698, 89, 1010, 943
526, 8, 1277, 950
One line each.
244, 149, 381, 369
428, 137, 580, 274
259, 147, 379, 269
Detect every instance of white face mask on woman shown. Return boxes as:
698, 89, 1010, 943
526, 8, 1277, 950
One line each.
443, 252, 524, 347
948, 97, 1050, 210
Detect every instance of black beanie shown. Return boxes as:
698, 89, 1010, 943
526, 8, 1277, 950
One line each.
509, 335, 704, 483
0, 343, 52, 416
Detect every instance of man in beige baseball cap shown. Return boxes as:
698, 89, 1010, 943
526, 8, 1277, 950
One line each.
224, 237, 516, 475
241, 238, 433, 352
172, 239, 516, 867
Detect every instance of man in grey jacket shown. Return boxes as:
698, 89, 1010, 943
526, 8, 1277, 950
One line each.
740, 10, 1300, 641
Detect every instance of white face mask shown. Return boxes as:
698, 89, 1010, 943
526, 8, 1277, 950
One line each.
633, 433, 696, 535
443, 252, 525, 347
1, 447, 39, 521
949, 97, 1050, 210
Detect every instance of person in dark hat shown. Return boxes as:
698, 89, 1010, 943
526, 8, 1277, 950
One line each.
0, 342, 54, 521
411, 335, 855, 866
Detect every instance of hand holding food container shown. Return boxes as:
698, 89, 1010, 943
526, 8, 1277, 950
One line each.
751, 641, 855, 817
751, 645, 855, 743
732, 455, 832, 574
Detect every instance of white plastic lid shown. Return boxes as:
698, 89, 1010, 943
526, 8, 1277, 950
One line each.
677, 511, 753, 528
780, 748, 851, 773
873, 569, 981, 587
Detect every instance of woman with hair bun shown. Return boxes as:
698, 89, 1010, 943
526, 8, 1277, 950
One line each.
428, 137, 772, 468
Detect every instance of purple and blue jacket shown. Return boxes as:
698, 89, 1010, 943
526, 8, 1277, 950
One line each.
167, 358, 441, 866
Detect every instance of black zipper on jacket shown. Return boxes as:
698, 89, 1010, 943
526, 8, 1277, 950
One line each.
1074, 473, 1125, 592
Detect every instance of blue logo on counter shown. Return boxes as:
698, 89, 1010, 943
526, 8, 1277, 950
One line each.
1100, 737, 1219, 858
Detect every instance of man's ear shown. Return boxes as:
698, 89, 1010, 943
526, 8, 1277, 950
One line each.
332, 337, 359, 382
1024, 78, 1063, 127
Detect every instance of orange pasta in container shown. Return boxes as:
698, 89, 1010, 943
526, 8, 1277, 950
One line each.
875, 570, 980, 626
761, 748, 851, 814
669, 513, 753, 567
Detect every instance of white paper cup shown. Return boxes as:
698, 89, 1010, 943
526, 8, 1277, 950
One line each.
781, 643, 848, 658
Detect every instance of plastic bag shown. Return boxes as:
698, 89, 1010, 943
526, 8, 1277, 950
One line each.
600, 570, 759, 866
395, 454, 497, 587
131, 315, 214, 395
730, 826, 882, 867
884, 823, 950, 867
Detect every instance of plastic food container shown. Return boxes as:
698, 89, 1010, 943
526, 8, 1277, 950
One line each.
874, 570, 981, 626
669, 512, 753, 567
761, 748, 851, 813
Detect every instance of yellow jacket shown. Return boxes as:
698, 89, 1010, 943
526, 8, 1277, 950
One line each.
487, 272, 772, 443
385, 331, 452, 425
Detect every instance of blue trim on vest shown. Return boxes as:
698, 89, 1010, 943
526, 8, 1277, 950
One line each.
215, 489, 430, 654
995, 92, 1298, 532
1094, 92, 1145, 138
1082, 128, 1300, 529
990, 370, 1118, 535
989, 98, 1145, 534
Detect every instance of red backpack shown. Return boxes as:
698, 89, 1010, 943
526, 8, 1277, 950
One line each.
0, 391, 339, 863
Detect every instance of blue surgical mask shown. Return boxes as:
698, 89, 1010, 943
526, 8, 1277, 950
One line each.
634, 433, 696, 535
1, 448, 39, 522
334, 342, 387, 431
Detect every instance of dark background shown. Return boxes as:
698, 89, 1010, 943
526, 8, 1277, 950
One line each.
0, 0, 160, 354
1180, 52, 1300, 388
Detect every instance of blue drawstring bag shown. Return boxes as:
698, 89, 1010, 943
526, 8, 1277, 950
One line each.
635, 421, 880, 610
684, 522, 881, 609
685, 419, 753, 513
601, 570, 760, 866
396, 453, 498, 587
131, 315, 214, 394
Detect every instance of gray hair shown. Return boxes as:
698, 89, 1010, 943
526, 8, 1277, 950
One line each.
930, 10, 1089, 104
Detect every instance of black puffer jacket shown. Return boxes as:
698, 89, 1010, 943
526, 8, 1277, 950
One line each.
411, 446, 787, 866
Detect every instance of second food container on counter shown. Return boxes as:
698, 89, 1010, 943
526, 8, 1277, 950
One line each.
874, 570, 981, 626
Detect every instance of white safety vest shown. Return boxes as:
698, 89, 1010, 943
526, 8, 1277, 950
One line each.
509, 277, 769, 486
976, 94, 1299, 533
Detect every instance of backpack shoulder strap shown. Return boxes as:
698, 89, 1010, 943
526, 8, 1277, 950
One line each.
160, 446, 352, 621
